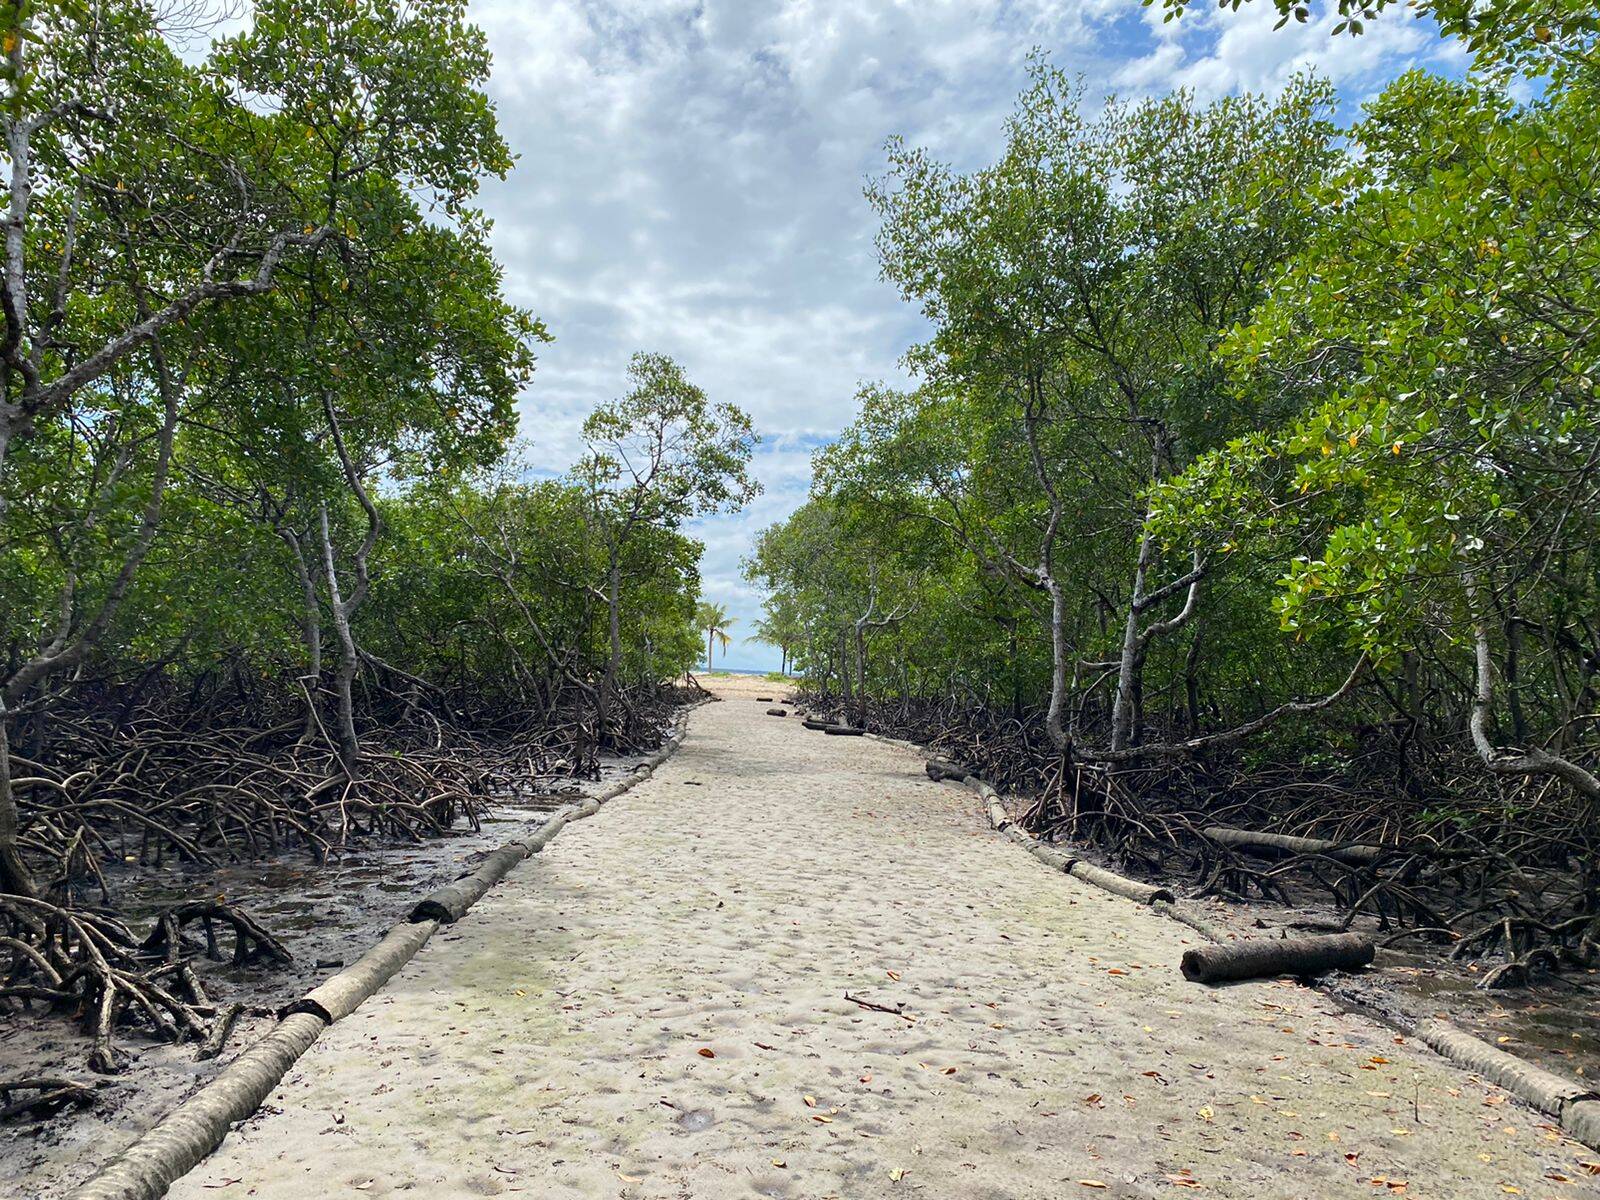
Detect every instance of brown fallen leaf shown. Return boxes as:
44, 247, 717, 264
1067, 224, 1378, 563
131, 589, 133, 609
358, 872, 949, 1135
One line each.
803, 1095, 817, 1107
1077, 1182, 1108, 1190
697, 1048, 715, 1058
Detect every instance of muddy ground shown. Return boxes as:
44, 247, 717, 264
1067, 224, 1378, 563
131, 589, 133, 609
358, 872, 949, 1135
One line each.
1, 738, 674, 1199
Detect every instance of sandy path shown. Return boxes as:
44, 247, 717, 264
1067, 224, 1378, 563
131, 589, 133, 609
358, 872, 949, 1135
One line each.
171, 678, 1594, 1199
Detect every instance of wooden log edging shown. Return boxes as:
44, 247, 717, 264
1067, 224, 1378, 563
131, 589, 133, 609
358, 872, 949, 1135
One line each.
953, 770, 1175, 904
921, 756, 1600, 1152
1415, 1020, 1600, 1138
72, 700, 709, 1200
70, 1014, 327, 1200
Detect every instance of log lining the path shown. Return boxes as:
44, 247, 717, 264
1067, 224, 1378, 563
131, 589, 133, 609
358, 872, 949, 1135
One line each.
70, 701, 708, 1200
919, 754, 1600, 1153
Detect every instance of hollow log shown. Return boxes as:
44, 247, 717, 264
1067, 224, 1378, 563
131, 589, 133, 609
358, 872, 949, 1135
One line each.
1180, 932, 1374, 983
288, 920, 439, 1023
1201, 825, 1384, 866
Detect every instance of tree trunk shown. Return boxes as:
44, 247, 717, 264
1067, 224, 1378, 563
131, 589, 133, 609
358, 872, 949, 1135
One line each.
0, 697, 38, 898
854, 622, 868, 729
1042, 577, 1072, 755
597, 559, 622, 747
279, 528, 323, 745
317, 504, 361, 778
1110, 523, 1155, 753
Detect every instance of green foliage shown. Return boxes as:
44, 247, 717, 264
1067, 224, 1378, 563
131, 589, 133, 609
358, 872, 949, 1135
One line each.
758, 29, 1600, 796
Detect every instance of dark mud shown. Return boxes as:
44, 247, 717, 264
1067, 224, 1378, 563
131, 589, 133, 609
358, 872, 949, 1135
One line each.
1, 748, 663, 1199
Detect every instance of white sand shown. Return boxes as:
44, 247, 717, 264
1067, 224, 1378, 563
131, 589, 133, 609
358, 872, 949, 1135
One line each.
170, 677, 1596, 1198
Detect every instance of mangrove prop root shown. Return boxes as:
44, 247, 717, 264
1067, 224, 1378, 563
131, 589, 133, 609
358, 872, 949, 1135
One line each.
194, 1002, 243, 1062
805, 687, 1600, 988
0, 1076, 100, 1121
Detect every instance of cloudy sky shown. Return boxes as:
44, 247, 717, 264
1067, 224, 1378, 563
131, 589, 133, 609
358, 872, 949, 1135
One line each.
469, 0, 1463, 671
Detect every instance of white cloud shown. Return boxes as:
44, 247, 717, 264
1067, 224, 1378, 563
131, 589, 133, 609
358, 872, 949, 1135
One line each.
467, 0, 1466, 669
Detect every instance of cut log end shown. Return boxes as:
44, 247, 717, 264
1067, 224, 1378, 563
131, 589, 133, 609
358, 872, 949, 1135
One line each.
1180, 932, 1375, 984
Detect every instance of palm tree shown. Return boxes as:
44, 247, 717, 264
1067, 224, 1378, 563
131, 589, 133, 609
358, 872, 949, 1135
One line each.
695, 601, 736, 670
752, 613, 798, 675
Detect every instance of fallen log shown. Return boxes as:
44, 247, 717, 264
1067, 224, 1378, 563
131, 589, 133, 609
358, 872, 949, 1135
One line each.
766, 708, 788, 717
1069, 861, 1174, 905
1414, 1020, 1597, 1117
0, 1077, 99, 1122
925, 759, 969, 783
71, 1012, 328, 1200
1180, 932, 1374, 984
287, 920, 439, 1023
409, 842, 530, 924
801, 717, 833, 730
756, 696, 775, 702
1201, 825, 1385, 866
823, 725, 865, 736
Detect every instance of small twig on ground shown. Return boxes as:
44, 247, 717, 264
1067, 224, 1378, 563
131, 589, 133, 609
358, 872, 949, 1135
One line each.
843, 991, 916, 1022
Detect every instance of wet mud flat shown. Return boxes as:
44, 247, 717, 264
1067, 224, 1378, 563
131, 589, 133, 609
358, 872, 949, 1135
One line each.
1, 751, 656, 1199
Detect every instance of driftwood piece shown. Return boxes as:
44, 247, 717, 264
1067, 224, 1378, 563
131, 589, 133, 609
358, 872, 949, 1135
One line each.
925, 759, 969, 783
822, 725, 865, 736
71, 1012, 327, 1200
766, 708, 788, 717
756, 696, 774, 702
1180, 932, 1374, 983
801, 717, 833, 730
288, 920, 439, 1023
1201, 825, 1384, 866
